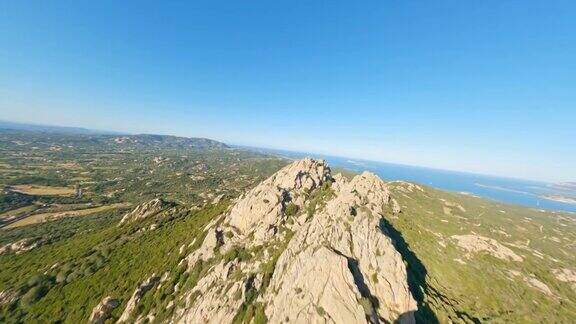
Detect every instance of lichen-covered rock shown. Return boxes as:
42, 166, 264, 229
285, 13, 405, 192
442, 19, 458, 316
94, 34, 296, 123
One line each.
264, 245, 367, 323
553, 268, 576, 290
89, 296, 120, 324
176, 260, 247, 323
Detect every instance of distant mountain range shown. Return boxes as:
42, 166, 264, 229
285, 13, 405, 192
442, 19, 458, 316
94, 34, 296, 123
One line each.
0, 121, 229, 150
0, 120, 123, 135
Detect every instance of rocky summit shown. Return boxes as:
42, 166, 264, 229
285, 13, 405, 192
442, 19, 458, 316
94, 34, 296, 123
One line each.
176, 158, 416, 323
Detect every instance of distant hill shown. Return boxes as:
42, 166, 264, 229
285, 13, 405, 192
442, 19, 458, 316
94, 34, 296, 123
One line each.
0, 120, 122, 135
0, 122, 229, 151
108, 134, 229, 150
551, 182, 576, 192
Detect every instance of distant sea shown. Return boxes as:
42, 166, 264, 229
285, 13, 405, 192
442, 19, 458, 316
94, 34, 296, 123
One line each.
242, 147, 576, 213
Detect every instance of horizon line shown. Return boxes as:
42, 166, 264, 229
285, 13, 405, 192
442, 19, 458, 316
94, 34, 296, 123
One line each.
1, 118, 570, 184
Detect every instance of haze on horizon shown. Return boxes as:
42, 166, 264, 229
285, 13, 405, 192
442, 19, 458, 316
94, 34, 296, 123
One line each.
0, 1, 574, 182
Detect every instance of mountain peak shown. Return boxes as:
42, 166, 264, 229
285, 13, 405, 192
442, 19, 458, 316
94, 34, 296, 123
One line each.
175, 159, 416, 323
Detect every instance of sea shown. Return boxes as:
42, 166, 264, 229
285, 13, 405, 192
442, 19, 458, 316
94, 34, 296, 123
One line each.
242, 147, 576, 213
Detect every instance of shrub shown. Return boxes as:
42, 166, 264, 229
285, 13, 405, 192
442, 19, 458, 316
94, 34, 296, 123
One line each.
222, 246, 251, 263
21, 285, 49, 306
56, 271, 69, 283
253, 302, 267, 324
284, 203, 299, 217
27, 274, 51, 287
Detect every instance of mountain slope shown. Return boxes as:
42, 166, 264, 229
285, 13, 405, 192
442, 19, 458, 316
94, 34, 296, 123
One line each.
385, 181, 576, 323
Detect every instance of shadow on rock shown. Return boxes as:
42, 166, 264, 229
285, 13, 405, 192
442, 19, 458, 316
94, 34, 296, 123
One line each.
379, 217, 439, 324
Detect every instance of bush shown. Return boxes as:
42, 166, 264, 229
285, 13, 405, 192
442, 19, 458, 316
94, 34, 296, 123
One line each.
253, 302, 267, 324
26, 274, 53, 288
222, 246, 251, 263
284, 203, 299, 217
21, 286, 48, 307
55, 271, 69, 283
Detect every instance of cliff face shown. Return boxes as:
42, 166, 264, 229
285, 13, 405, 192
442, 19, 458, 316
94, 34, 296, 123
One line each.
176, 158, 417, 323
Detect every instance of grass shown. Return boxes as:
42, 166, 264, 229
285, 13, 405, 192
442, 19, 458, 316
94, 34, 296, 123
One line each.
4, 203, 131, 229
0, 204, 40, 221
0, 202, 228, 323
384, 181, 576, 323
8, 185, 76, 196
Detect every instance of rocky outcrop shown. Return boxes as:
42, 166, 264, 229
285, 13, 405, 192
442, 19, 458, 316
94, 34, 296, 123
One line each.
0, 289, 18, 305
451, 234, 523, 262
263, 171, 416, 323
507, 270, 554, 297
226, 158, 332, 244
118, 274, 161, 322
177, 159, 417, 323
119, 199, 173, 225
89, 296, 120, 324
553, 268, 576, 290
0, 238, 42, 255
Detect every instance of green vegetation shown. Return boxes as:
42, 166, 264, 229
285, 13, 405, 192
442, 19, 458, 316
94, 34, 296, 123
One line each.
0, 202, 229, 322
383, 182, 576, 323
305, 181, 334, 220
284, 202, 299, 217
0, 129, 290, 323
230, 228, 295, 324
0, 192, 34, 214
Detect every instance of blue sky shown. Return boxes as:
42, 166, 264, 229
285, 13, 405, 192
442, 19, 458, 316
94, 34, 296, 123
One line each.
0, 1, 574, 182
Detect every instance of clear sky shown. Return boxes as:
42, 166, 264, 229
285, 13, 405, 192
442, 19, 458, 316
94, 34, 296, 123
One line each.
0, 1, 574, 182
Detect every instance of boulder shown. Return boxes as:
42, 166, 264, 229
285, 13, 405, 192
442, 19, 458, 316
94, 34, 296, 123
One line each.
89, 296, 120, 324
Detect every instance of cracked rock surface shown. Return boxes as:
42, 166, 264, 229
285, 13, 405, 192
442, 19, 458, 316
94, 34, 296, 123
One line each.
177, 158, 416, 323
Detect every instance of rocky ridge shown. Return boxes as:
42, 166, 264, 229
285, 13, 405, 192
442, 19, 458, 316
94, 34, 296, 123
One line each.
174, 158, 417, 323
0, 238, 42, 255
89, 296, 120, 324
118, 274, 161, 322
119, 198, 174, 225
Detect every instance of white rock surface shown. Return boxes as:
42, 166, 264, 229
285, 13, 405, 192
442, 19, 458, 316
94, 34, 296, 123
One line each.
0, 238, 41, 255
227, 158, 331, 244
89, 296, 120, 324
178, 159, 417, 324
451, 234, 523, 262
119, 199, 171, 225
264, 171, 417, 323
118, 274, 161, 322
